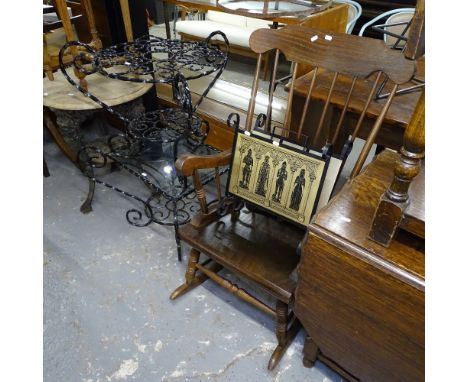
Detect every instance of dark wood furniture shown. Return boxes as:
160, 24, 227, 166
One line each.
169, 25, 416, 371
294, 69, 424, 382
293, 6, 424, 378
294, 149, 424, 381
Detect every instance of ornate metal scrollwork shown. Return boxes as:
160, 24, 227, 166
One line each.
89, 33, 229, 84
58, 33, 231, 248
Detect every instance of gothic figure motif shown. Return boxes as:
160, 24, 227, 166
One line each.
272, 161, 288, 202
239, 149, 253, 189
255, 156, 271, 196
289, 169, 306, 211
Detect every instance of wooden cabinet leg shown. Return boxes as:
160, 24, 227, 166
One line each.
302, 335, 319, 368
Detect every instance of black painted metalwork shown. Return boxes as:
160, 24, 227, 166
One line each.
57, 32, 230, 260
58, 31, 229, 122
77, 136, 229, 260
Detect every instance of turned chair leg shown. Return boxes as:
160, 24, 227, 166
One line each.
268, 300, 301, 370
302, 335, 319, 368
170, 248, 203, 300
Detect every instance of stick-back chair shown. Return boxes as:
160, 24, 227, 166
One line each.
169, 25, 416, 371
44, 0, 102, 89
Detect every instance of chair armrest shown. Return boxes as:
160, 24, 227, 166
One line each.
175, 149, 232, 176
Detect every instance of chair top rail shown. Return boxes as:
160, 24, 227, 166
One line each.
249, 26, 416, 84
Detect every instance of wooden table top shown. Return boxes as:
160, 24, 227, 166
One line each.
311, 149, 424, 287
292, 58, 425, 129
43, 68, 152, 111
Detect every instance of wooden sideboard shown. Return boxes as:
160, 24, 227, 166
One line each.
294, 149, 425, 381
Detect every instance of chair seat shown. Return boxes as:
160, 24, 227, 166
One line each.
179, 209, 305, 302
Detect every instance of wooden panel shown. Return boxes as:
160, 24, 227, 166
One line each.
295, 234, 424, 381
299, 3, 348, 33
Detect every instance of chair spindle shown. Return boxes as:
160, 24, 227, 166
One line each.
297, 67, 318, 139
246, 53, 264, 131
266, 49, 281, 132
331, 76, 357, 146
193, 170, 209, 213
54, 0, 88, 90
351, 71, 383, 142
313, 71, 339, 145
282, 62, 299, 136
119, 0, 134, 42
350, 83, 399, 179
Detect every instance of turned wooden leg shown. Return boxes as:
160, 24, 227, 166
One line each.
43, 35, 54, 81
302, 335, 319, 368
268, 300, 301, 370
276, 300, 288, 345
170, 249, 216, 300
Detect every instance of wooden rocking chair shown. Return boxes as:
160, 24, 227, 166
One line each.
169, 25, 416, 370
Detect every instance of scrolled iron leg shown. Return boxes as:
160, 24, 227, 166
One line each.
174, 225, 182, 262
80, 177, 96, 214
268, 300, 301, 370
170, 199, 182, 261
79, 155, 96, 214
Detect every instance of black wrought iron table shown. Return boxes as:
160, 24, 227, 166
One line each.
58, 31, 230, 260
78, 133, 228, 260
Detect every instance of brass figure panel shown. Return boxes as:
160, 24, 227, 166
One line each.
228, 133, 327, 226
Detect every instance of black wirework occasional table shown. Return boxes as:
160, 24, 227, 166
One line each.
58, 31, 230, 260
78, 134, 228, 260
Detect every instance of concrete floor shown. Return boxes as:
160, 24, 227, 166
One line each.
43, 133, 344, 381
